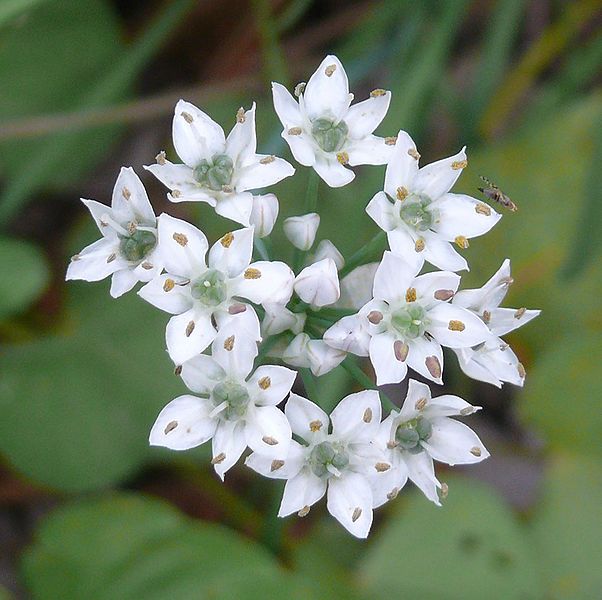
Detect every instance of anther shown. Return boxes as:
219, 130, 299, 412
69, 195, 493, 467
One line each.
374, 462, 390, 472
211, 452, 226, 464
298, 505, 310, 517
434, 289, 454, 301
470, 446, 482, 457
228, 303, 247, 315
385, 136, 397, 146
324, 64, 337, 76
258, 376, 271, 390
336, 152, 349, 165
367, 310, 383, 324
386, 487, 399, 500
156, 150, 166, 165
475, 203, 491, 216
174, 365, 182, 376
415, 238, 425, 252
439, 482, 449, 500
500, 276, 514, 286
415, 397, 427, 410
127, 221, 137, 235
185, 321, 195, 337
122, 187, 131, 200
514, 307, 526, 319
223, 335, 235, 351
220, 232, 234, 248
386, 441, 398, 449
244, 268, 261, 279
363, 408, 373, 423
405, 287, 417, 303
517, 362, 526, 378
164, 420, 178, 434
262, 436, 278, 446
260, 155, 275, 164
173, 232, 188, 246
270, 460, 285, 472
236, 107, 245, 123
171, 189, 182, 198
181, 111, 194, 123
141, 262, 153, 270
351, 507, 362, 522
287, 127, 302, 135
163, 278, 175, 292
370, 88, 387, 97
396, 186, 409, 201
221, 185, 233, 193
451, 159, 468, 170
294, 82, 306, 97
448, 320, 465, 331
106, 253, 116, 263
408, 148, 421, 160
460, 406, 474, 415
482, 310, 491, 323
394, 340, 409, 362
309, 420, 322, 432
71, 254, 81, 262
425, 355, 441, 379
454, 235, 469, 249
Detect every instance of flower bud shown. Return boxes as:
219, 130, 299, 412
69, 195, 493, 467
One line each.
250, 193, 279, 238
306, 340, 346, 376
283, 213, 320, 250
261, 303, 306, 337
335, 262, 379, 309
313, 239, 344, 270
294, 258, 340, 308
282, 333, 312, 368
323, 315, 370, 355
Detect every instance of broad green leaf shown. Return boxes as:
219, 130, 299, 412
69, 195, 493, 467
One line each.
0, 236, 49, 320
520, 334, 601, 457
0, 279, 183, 491
0, 585, 12, 600
359, 478, 542, 599
529, 454, 602, 599
0, 0, 47, 26
22, 493, 308, 599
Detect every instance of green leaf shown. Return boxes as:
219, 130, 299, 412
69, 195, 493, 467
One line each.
0, 236, 49, 320
359, 478, 543, 599
22, 493, 308, 599
0, 0, 47, 26
0, 280, 183, 491
529, 454, 602, 599
520, 334, 601, 457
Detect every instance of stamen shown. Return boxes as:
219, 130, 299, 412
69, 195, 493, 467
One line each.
454, 235, 469, 249
385, 136, 397, 146
415, 238, 425, 252
448, 320, 465, 331
258, 376, 271, 390
439, 482, 449, 500
394, 340, 409, 362
514, 307, 526, 319
222, 185, 234, 194
425, 355, 441, 379
351, 507, 362, 522
155, 150, 166, 165
336, 152, 349, 165
298, 505, 310, 517
386, 440, 398, 449
309, 420, 322, 432
451, 159, 468, 170
209, 401, 228, 419
223, 335, 235, 351
163, 279, 175, 292
181, 111, 194, 123
126, 221, 137, 235
287, 127, 302, 135
164, 420, 178, 434
262, 436, 278, 446
326, 463, 341, 477
324, 64, 337, 76
367, 310, 383, 324
236, 107, 245, 123
271, 460, 285, 472
396, 186, 409, 201
482, 310, 491, 323
517, 362, 526, 378
174, 365, 182, 376
221, 232, 234, 247
475, 203, 491, 216
370, 88, 386, 97
374, 462, 390, 472
101, 213, 128, 236
434, 289, 455, 301
244, 268, 261, 279
470, 446, 482, 457
71, 254, 81, 262
460, 406, 475, 415
415, 397, 427, 410
294, 82, 306, 97
122, 187, 131, 200
363, 408, 373, 423
211, 452, 226, 464
408, 148, 420, 160
405, 287, 417, 303
173, 232, 188, 246
260, 155, 275, 164
228, 303, 247, 315
185, 320, 195, 337
171, 189, 182, 198
141, 262, 153, 270
106, 253, 117, 263
386, 487, 399, 500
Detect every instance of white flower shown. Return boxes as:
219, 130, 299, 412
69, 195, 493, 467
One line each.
313, 239, 345, 270
249, 193, 279, 238
145, 101, 294, 226
294, 258, 340, 308
66, 167, 162, 298
281, 333, 312, 368
149, 325, 296, 480
246, 391, 384, 538
324, 251, 491, 385
272, 55, 393, 187
261, 303, 306, 337
283, 213, 320, 250
334, 262, 379, 310
366, 131, 501, 272
374, 379, 489, 507
138, 214, 294, 364
452, 259, 540, 387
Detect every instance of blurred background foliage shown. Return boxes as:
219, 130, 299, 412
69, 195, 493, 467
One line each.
0, 0, 601, 598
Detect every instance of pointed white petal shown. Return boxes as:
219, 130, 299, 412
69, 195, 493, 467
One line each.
280, 129, 316, 166
245, 405, 292, 456
406, 336, 444, 384
422, 417, 489, 465
383, 130, 420, 198
66, 237, 125, 282
157, 213, 208, 278
109, 268, 138, 298
452, 259, 512, 311
279, 470, 327, 517
454, 346, 503, 388
214, 192, 253, 227
303, 55, 351, 121
421, 231, 468, 272
231, 261, 294, 305
211, 420, 247, 480
313, 155, 354, 188
432, 193, 501, 240
488, 307, 541, 337
271, 82, 302, 127
331, 390, 381, 442
387, 228, 425, 273
366, 191, 398, 231
166, 308, 216, 364
404, 450, 441, 505
80, 199, 115, 235
285, 393, 329, 439
412, 270, 461, 308
149, 395, 216, 450
424, 393, 480, 418
111, 167, 156, 224
214, 304, 261, 341
327, 472, 373, 538
248, 365, 297, 406
427, 304, 490, 348
399, 379, 432, 422
210, 323, 258, 380
245, 440, 306, 479
225, 102, 257, 165
137, 273, 192, 314
371, 462, 408, 508
208, 227, 254, 277
236, 156, 295, 192
369, 332, 408, 385
345, 92, 391, 138
346, 135, 393, 166
413, 146, 466, 199
180, 354, 225, 395
373, 251, 416, 304
144, 162, 215, 204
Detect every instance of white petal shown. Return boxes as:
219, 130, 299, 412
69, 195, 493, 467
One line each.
488, 307, 541, 337
248, 365, 297, 406
413, 146, 466, 199
250, 193, 279, 238
421, 231, 468, 272
369, 332, 408, 385
346, 135, 393, 166
80, 199, 115, 235
371, 462, 408, 508
157, 213, 208, 278
137, 273, 192, 315
424, 393, 481, 419
225, 102, 257, 165
303, 55, 351, 121
330, 390, 381, 442
285, 393, 329, 439
172, 99, 225, 167
66, 237, 125, 282
412, 270, 461, 308
336, 262, 379, 310
452, 259, 512, 311
166, 309, 216, 364
208, 227, 253, 277
283, 213, 320, 251
149, 395, 216, 450
387, 227, 426, 274
398, 379, 432, 422
327, 473, 373, 538
422, 417, 489, 465
427, 304, 490, 348
212, 420, 247, 480
454, 346, 503, 388
323, 315, 370, 356
313, 239, 345, 271
294, 258, 340, 308
313, 155, 354, 188
432, 193, 501, 240
366, 191, 398, 231
261, 303, 305, 337
373, 251, 416, 304
214, 192, 253, 227
345, 92, 391, 138
245, 405, 292, 456
245, 440, 306, 479
214, 304, 262, 341
282, 333, 312, 368
180, 355, 225, 395
111, 167, 155, 224
231, 261, 294, 305
406, 336, 444, 384
271, 82, 302, 127
236, 156, 295, 192
144, 162, 215, 204
306, 340, 347, 376
404, 451, 441, 505
279, 470, 327, 517
109, 268, 139, 298
280, 129, 316, 166
211, 323, 258, 380
383, 130, 420, 198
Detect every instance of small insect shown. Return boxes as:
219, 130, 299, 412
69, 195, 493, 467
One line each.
478, 176, 517, 212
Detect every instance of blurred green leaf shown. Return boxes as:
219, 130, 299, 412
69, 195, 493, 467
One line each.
0, 280, 183, 491
359, 478, 542, 599
0, 236, 49, 320
520, 334, 601, 457
0, 585, 12, 600
22, 493, 308, 599
0, 0, 47, 25
529, 454, 602, 600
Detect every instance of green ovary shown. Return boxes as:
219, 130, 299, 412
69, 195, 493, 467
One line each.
119, 230, 156, 262
391, 304, 429, 339
395, 417, 432, 454
311, 118, 348, 153
212, 381, 250, 420
190, 269, 227, 307
193, 154, 234, 191
309, 441, 349, 477
399, 194, 435, 231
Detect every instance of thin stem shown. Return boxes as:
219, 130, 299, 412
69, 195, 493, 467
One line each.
253, 0, 289, 86
309, 306, 357, 319
261, 481, 286, 557
292, 170, 320, 272
339, 230, 386, 277
340, 357, 398, 414
300, 368, 318, 403
254, 237, 271, 261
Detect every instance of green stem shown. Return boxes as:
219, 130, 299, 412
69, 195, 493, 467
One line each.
252, 0, 289, 86
292, 171, 320, 272
339, 230, 386, 277
309, 306, 357, 319
254, 237, 271, 261
340, 357, 398, 414
261, 481, 286, 557
300, 368, 318, 403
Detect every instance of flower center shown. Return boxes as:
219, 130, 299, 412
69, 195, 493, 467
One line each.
190, 269, 227, 307
391, 304, 429, 339
212, 381, 250, 421
309, 441, 349, 477
119, 229, 156, 262
399, 194, 435, 231
311, 118, 348, 153
193, 154, 234, 191
395, 417, 432, 454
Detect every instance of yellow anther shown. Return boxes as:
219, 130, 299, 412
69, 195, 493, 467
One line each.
163, 278, 175, 292
336, 152, 349, 165
181, 111, 194, 123
405, 287, 417, 303
448, 320, 465, 331
475, 203, 491, 216
173, 232, 188, 246
185, 320, 195, 337
223, 335, 235, 351
220, 232, 234, 248
259, 155, 275, 164
408, 148, 421, 160
236, 107, 246, 123
451, 159, 467, 170
258, 376, 271, 390
454, 235, 469, 249
415, 238, 425, 252
396, 186, 409, 201
370, 88, 387, 97
244, 268, 262, 279
309, 419, 323, 432
325, 64, 337, 76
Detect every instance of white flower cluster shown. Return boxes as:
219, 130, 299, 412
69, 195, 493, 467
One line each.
67, 55, 539, 538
